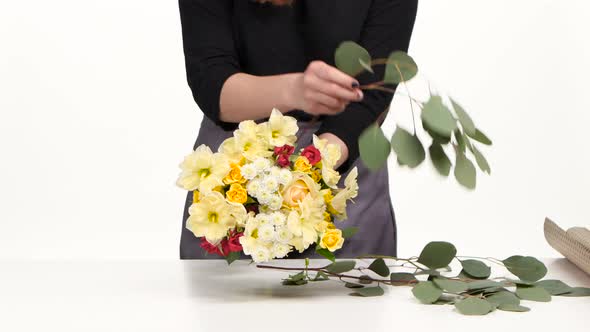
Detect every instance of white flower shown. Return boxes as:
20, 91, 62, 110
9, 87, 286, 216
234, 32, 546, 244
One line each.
256, 213, 272, 225
321, 166, 341, 189
186, 192, 236, 244
313, 134, 342, 167
251, 246, 272, 263
176, 145, 229, 192
240, 163, 258, 180
272, 243, 291, 259
277, 168, 292, 185
269, 211, 286, 226
246, 179, 261, 197
261, 108, 298, 147
257, 224, 276, 242
268, 195, 283, 210
218, 137, 243, 164
257, 190, 274, 205
260, 176, 279, 193
275, 226, 293, 243
253, 157, 271, 173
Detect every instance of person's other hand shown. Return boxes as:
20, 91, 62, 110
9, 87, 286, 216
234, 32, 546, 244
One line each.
289, 61, 364, 116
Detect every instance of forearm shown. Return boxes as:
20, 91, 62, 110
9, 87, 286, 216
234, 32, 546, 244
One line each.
219, 72, 302, 122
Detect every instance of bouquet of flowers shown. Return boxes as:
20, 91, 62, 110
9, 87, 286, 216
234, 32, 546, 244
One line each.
176, 109, 359, 263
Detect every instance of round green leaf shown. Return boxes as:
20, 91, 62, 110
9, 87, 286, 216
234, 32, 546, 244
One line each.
461, 259, 491, 279
455, 130, 466, 153
467, 128, 492, 146
429, 143, 451, 176
516, 285, 552, 302
345, 282, 364, 289
472, 146, 491, 174
367, 258, 390, 277
417, 241, 457, 269
334, 41, 372, 77
497, 304, 531, 312
358, 275, 373, 284
352, 286, 385, 297
390, 272, 418, 284
383, 51, 418, 83
467, 280, 504, 291
325, 261, 356, 274
534, 279, 573, 295
450, 99, 476, 136
391, 126, 425, 168
359, 124, 391, 171
502, 256, 547, 282
454, 151, 476, 189
433, 278, 468, 293
486, 291, 520, 306
454, 297, 494, 316
421, 96, 457, 138
559, 287, 590, 297
412, 281, 443, 304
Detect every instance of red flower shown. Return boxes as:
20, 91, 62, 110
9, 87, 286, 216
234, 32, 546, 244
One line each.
274, 144, 295, 157
221, 231, 244, 255
277, 154, 291, 168
199, 238, 222, 256
301, 145, 321, 165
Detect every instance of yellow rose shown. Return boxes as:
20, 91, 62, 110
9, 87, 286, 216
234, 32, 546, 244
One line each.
310, 168, 322, 182
283, 179, 309, 207
294, 156, 312, 173
320, 229, 344, 252
223, 163, 246, 185
226, 183, 248, 204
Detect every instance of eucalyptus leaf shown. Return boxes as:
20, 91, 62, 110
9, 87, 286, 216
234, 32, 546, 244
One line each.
368, 258, 390, 277
424, 121, 451, 144
412, 281, 443, 304
421, 96, 457, 138
454, 297, 494, 316
454, 151, 476, 189
461, 259, 491, 279
560, 287, 590, 297
334, 41, 371, 76
467, 280, 504, 291
359, 275, 373, 284
312, 271, 330, 281
359, 58, 374, 74
352, 286, 385, 297
325, 261, 356, 274
503, 256, 547, 282
467, 128, 492, 146
534, 280, 573, 295
390, 272, 418, 284
486, 291, 521, 306
341, 227, 359, 239
418, 241, 457, 269
383, 51, 418, 83
472, 146, 491, 174
429, 143, 451, 176
433, 278, 468, 293
345, 282, 365, 289
391, 126, 425, 168
497, 304, 531, 312
455, 130, 466, 153
451, 99, 476, 136
359, 124, 391, 171
516, 286, 552, 302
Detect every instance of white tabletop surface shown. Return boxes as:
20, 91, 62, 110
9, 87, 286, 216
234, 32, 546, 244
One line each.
0, 258, 589, 332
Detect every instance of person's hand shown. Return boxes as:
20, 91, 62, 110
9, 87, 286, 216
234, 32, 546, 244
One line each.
289, 61, 364, 116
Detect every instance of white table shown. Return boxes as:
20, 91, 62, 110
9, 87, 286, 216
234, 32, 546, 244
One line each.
1, 258, 588, 332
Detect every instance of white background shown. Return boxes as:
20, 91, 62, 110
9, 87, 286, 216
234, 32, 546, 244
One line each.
0, 0, 588, 261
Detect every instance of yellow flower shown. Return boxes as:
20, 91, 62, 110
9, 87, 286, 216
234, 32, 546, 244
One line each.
294, 156, 312, 173
186, 192, 237, 244
282, 172, 321, 208
320, 229, 344, 252
261, 108, 298, 147
330, 167, 359, 221
310, 168, 322, 182
176, 145, 230, 193
226, 183, 248, 204
193, 190, 200, 203
323, 211, 332, 223
218, 137, 243, 164
223, 163, 246, 185
234, 120, 273, 161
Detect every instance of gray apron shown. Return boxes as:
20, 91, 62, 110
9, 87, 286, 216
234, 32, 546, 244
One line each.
179, 116, 397, 259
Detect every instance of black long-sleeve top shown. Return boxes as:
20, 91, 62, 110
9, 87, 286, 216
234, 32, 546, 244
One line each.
178, 0, 418, 171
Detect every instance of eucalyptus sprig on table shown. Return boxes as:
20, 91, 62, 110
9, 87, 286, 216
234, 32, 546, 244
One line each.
334, 41, 491, 189
256, 241, 590, 316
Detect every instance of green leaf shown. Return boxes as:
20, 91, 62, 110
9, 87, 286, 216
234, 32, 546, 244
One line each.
433, 278, 468, 293
315, 247, 335, 262
421, 96, 457, 138
467, 128, 492, 146
467, 280, 504, 291
390, 272, 418, 284
503, 256, 547, 282
225, 251, 240, 265
412, 281, 443, 304
534, 279, 573, 295
391, 126, 425, 168
341, 227, 359, 239
454, 151, 476, 189
516, 285, 552, 302
450, 99, 476, 136
454, 297, 494, 316
461, 259, 491, 279
345, 282, 365, 289
504, 278, 535, 286
383, 51, 418, 83
359, 275, 373, 284
312, 271, 330, 281
282, 271, 308, 286
455, 130, 466, 153
352, 286, 385, 297
560, 287, 590, 297
367, 258, 390, 277
486, 291, 521, 306
334, 41, 372, 77
417, 241, 457, 269
325, 261, 356, 274
359, 58, 374, 74
424, 121, 451, 144
429, 143, 451, 176
497, 304, 531, 312
359, 124, 391, 171
472, 146, 491, 174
